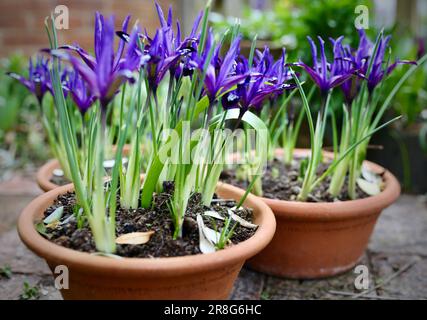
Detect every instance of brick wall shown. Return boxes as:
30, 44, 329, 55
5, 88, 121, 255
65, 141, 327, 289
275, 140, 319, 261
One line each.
0, 0, 182, 58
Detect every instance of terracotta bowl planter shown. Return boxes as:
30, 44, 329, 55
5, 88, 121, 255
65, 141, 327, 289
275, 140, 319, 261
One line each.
17, 182, 276, 300
233, 149, 400, 279
36, 159, 62, 192
36, 144, 132, 192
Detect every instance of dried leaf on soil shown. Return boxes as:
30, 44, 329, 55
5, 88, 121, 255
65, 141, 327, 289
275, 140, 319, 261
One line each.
115, 231, 155, 245
228, 209, 258, 229
203, 210, 225, 220
196, 214, 216, 253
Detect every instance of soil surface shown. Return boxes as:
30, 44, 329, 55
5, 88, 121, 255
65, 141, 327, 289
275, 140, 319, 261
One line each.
40, 182, 256, 258
221, 157, 383, 202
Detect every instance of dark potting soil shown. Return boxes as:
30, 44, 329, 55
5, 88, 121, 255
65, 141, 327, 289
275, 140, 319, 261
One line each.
221, 157, 382, 202
40, 184, 256, 258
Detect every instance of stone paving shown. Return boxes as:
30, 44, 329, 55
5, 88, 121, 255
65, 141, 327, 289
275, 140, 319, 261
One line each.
1, 173, 426, 300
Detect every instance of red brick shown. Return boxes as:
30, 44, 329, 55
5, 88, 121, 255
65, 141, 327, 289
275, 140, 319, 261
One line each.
0, 0, 184, 58
3, 33, 49, 46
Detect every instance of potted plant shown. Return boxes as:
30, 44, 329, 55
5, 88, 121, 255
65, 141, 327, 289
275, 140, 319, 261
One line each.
221, 29, 426, 278
9, 52, 136, 192
17, 3, 277, 299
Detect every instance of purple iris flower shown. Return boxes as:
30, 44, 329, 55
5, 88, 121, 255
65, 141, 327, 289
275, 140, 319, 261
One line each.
59, 67, 71, 98
330, 35, 364, 105
298, 36, 356, 96
60, 14, 131, 73
50, 13, 145, 109
145, 29, 179, 91
167, 17, 200, 80
7, 55, 52, 104
64, 70, 96, 115
154, 2, 201, 55
141, 3, 201, 91
263, 48, 295, 102
175, 11, 202, 79
222, 47, 293, 111
200, 33, 248, 103
364, 32, 416, 93
117, 2, 203, 91
334, 30, 416, 100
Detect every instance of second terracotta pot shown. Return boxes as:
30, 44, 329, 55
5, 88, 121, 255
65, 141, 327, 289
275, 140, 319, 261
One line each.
245, 149, 401, 279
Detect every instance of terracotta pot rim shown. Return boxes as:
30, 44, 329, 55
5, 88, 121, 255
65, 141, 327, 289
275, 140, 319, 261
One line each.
36, 159, 61, 192
259, 148, 401, 221
18, 182, 276, 278
36, 145, 133, 192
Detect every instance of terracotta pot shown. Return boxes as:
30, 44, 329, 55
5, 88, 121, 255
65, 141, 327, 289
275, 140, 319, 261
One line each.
36, 144, 132, 192
36, 159, 62, 192
236, 149, 400, 279
17, 182, 276, 300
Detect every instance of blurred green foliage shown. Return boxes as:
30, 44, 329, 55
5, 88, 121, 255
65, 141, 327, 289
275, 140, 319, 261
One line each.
385, 35, 427, 126
211, 0, 427, 154
211, 0, 373, 61
0, 54, 49, 171
0, 54, 29, 132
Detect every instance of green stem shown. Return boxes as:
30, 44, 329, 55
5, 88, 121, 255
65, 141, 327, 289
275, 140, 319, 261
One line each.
297, 93, 330, 201
91, 108, 115, 253
147, 90, 158, 155
329, 111, 350, 197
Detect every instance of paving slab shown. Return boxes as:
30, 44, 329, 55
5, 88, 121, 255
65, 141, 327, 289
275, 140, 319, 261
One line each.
369, 195, 427, 256
230, 268, 266, 300
0, 174, 42, 233
0, 229, 51, 275
261, 254, 378, 300
0, 195, 38, 233
0, 175, 42, 196
0, 273, 61, 300
370, 253, 427, 299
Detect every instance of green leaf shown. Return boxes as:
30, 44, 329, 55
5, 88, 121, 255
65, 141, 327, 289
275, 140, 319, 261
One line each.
313, 116, 402, 188
194, 95, 210, 118
19, 282, 40, 300
0, 265, 12, 279
37, 223, 55, 241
